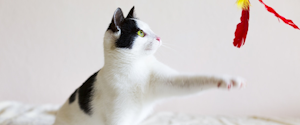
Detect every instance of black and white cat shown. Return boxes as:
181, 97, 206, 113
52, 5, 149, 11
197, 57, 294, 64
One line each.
54, 7, 246, 125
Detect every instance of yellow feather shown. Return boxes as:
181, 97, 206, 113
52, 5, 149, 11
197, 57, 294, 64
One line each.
237, 0, 250, 10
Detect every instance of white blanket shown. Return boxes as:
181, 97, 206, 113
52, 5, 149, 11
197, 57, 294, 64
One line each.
0, 101, 299, 125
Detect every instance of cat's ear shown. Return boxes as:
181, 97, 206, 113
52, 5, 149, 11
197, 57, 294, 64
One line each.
126, 6, 136, 18
109, 8, 124, 32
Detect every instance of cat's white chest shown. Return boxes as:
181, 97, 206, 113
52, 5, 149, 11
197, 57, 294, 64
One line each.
92, 64, 155, 125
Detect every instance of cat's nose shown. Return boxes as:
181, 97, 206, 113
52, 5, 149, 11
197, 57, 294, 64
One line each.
156, 37, 161, 42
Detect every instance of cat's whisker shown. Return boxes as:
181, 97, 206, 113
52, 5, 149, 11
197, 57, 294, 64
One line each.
161, 44, 176, 51
161, 42, 172, 46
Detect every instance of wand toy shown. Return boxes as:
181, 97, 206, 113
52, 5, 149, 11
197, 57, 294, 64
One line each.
233, 0, 299, 48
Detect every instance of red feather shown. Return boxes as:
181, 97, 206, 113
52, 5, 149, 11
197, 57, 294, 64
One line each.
234, 9, 250, 48
259, 0, 299, 29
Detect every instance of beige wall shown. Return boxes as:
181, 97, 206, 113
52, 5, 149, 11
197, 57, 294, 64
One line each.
1, 0, 300, 117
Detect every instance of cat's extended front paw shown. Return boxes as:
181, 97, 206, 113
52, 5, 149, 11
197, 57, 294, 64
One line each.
217, 76, 246, 90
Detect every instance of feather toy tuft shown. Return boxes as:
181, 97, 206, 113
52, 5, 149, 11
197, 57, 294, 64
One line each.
233, 0, 250, 48
234, 9, 250, 48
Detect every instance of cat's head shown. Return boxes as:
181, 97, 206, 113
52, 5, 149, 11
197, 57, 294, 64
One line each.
104, 7, 161, 58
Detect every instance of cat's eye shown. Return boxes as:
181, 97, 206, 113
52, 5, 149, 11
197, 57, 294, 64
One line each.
137, 30, 145, 37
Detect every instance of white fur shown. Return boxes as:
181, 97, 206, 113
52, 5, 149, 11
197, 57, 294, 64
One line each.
53, 18, 245, 125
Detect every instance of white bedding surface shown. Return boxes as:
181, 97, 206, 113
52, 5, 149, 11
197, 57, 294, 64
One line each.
0, 101, 299, 125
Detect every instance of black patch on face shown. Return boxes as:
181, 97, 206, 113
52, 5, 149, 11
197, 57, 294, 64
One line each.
115, 19, 139, 49
78, 71, 99, 115
68, 89, 77, 104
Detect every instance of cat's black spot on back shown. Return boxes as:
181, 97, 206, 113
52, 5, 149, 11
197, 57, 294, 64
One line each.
78, 71, 99, 115
69, 89, 77, 104
115, 19, 139, 49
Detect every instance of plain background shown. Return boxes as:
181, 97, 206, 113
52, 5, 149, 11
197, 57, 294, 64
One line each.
1, 0, 300, 117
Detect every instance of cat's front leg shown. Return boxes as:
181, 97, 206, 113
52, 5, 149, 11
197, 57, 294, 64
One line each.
151, 74, 246, 98
170, 75, 246, 91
